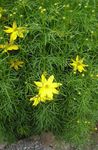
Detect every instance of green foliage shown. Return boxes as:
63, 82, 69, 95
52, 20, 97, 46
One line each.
0, 0, 98, 148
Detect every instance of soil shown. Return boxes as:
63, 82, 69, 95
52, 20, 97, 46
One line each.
0, 132, 98, 150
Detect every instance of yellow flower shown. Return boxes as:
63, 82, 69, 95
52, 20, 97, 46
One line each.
10, 59, 24, 71
30, 73, 62, 106
35, 74, 62, 100
0, 42, 19, 53
70, 55, 88, 73
4, 21, 26, 42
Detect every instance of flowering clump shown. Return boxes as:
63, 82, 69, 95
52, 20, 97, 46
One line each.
30, 73, 62, 106
10, 59, 24, 71
70, 55, 88, 73
4, 21, 26, 42
0, 42, 19, 53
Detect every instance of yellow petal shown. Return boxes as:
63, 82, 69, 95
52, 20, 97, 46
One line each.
52, 88, 59, 94
13, 21, 17, 29
10, 63, 14, 68
18, 30, 24, 38
14, 65, 19, 71
48, 75, 54, 83
0, 44, 4, 48
80, 58, 84, 63
70, 62, 76, 67
33, 101, 39, 106
41, 74, 46, 82
10, 32, 18, 42
76, 55, 79, 61
30, 95, 41, 106
70, 63, 77, 70
4, 27, 14, 33
46, 91, 53, 100
30, 97, 33, 101
34, 81, 42, 87
71, 59, 76, 63
7, 45, 19, 51
52, 82, 62, 88
78, 65, 85, 72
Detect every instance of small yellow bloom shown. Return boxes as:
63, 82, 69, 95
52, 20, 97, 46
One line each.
39, 6, 42, 10
77, 120, 80, 123
13, 12, 16, 15
82, 73, 85, 77
10, 59, 24, 71
96, 74, 98, 77
94, 127, 97, 131
70, 55, 88, 73
0, 42, 19, 53
4, 21, 26, 42
84, 121, 88, 124
30, 73, 62, 106
90, 74, 94, 77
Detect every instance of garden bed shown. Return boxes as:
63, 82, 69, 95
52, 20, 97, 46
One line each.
0, 0, 98, 149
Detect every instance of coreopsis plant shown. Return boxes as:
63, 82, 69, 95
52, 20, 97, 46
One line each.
0, 42, 19, 53
0, 0, 98, 147
9, 59, 24, 71
70, 55, 88, 73
30, 73, 62, 106
4, 21, 26, 42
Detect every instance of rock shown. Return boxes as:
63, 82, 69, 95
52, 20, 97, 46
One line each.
40, 132, 55, 148
0, 143, 6, 150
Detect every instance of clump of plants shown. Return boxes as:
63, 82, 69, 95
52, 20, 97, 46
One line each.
0, 0, 98, 148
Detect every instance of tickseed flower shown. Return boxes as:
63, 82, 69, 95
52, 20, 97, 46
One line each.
10, 59, 24, 71
4, 21, 26, 42
30, 73, 62, 106
70, 55, 88, 73
0, 42, 19, 53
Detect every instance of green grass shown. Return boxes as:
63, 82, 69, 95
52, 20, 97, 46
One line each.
0, 0, 98, 148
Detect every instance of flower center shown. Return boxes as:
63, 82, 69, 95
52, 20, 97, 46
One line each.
44, 84, 49, 88
77, 61, 81, 66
